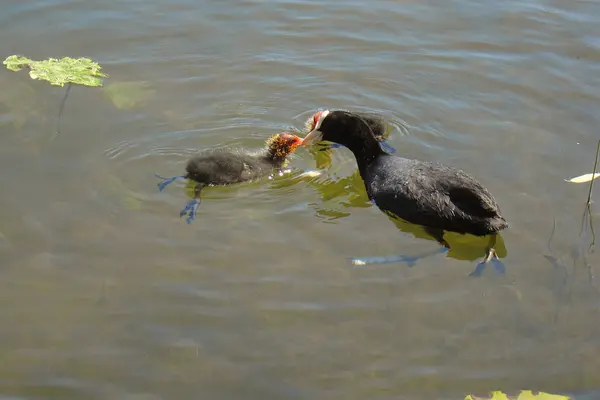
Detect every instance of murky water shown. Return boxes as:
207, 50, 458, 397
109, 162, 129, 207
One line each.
1, 1, 600, 399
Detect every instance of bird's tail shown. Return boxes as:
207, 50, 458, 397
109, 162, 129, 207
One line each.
487, 216, 509, 233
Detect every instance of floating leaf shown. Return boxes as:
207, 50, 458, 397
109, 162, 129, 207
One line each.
103, 81, 155, 109
465, 390, 570, 400
565, 172, 600, 183
3, 55, 108, 87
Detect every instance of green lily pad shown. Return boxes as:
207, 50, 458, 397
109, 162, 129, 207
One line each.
103, 81, 155, 109
3, 55, 108, 87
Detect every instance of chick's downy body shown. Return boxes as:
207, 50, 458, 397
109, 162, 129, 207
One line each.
156, 132, 302, 223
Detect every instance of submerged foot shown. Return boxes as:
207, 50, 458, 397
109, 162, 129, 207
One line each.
350, 246, 449, 267
180, 198, 201, 224
155, 173, 186, 192
469, 248, 506, 277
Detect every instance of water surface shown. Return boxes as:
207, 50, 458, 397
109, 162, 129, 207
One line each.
1, 1, 600, 399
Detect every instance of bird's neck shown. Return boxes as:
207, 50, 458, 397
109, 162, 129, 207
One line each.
345, 135, 383, 175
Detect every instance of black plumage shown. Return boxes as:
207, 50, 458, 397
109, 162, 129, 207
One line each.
302, 109, 507, 266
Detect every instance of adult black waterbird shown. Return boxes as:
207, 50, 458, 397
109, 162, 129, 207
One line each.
301, 109, 508, 269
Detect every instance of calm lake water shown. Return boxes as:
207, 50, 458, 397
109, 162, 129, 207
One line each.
1, 0, 600, 399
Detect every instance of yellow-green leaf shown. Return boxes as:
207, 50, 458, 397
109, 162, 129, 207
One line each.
516, 391, 570, 400
465, 390, 570, 400
3, 55, 108, 87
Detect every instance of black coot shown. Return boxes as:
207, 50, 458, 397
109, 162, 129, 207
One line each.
156, 132, 302, 223
302, 109, 508, 268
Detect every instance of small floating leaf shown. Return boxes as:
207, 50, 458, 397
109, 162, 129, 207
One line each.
3, 55, 108, 87
103, 81, 155, 109
465, 390, 570, 400
565, 172, 600, 183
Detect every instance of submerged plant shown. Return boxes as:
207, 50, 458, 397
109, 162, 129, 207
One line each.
103, 81, 155, 110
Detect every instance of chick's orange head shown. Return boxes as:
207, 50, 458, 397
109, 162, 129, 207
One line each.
266, 132, 303, 158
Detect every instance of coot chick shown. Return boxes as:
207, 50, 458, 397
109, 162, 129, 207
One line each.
302, 110, 508, 268
304, 110, 397, 154
156, 132, 303, 223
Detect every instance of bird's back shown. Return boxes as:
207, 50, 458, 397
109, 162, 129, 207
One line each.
185, 148, 277, 186
365, 154, 507, 235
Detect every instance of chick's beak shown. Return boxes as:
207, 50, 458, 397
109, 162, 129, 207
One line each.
301, 129, 324, 146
